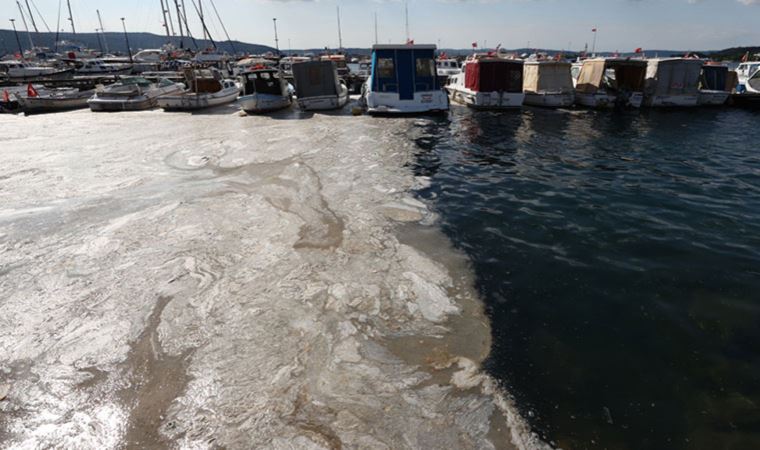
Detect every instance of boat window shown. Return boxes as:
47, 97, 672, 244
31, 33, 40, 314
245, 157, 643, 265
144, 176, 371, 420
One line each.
416, 58, 435, 77
377, 58, 395, 78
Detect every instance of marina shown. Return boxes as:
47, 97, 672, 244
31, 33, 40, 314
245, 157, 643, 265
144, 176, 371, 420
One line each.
2, 1, 760, 449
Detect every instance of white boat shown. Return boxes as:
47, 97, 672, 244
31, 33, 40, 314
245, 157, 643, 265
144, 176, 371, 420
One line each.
436, 58, 461, 77
238, 68, 292, 114
446, 54, 525, 109
731, 70, 760, 109
17, 88, 97, 115
735, 61, 760, 93
698, 64, 733, 106
292, 60, 349, 111
88, 77, 185, 112
0, 60, 74, 82
363, 44, 449, 115
157, 68, 239, 111
643, 58, 703, 107
575, 58, 647, 109
523, 60, 575, 108
76, 59, 133, 76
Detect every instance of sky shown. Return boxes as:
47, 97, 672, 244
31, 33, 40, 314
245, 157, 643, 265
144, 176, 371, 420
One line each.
7, 0, 760, 51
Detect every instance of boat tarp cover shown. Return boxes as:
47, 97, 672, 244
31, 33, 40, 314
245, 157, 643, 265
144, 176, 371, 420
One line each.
575, 60, 607, 94
292, 61, 341, 98
523, 62, 573, 93
576, 60, 646, 94
700, 65, 728, 91
371, 47, 439, 99
645, 59, 703, 96
465, 61, 523, 93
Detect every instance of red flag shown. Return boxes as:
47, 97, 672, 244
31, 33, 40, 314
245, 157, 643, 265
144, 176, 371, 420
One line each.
592, 28, 597, 32
635, 48, 643, 54
27, 83, 38, 98
741, 51, 750, 63
472, 42, 478, 48
406, 38, 414, 45
2, 89, 9, 103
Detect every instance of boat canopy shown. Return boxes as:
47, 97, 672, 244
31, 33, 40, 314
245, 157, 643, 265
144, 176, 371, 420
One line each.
576, 59, 647, 94
645, 58, 703, 96
183, 68, 223, 93
700, 65, 730, 91
241, 70, 283, 96
464, 59, 523, 93
370, 45, 440, 98
523, 61, 573, 93
292, 61, 342, 99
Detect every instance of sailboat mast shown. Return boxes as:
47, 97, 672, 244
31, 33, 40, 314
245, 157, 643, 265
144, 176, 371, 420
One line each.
404, 1, 409, 42
198, 0, 206, 40
16, 1, 35, 50
336, 6, 343, 51
174, 0, 185, 45
54, 0, 61, 51
97, 9, 109, 53
66, 0, 75, 34
374, 12, 378, 46
24, 0, 38, 33
191, 0, 215, 49
209, 0, 236, 54
159, 0, 171, 37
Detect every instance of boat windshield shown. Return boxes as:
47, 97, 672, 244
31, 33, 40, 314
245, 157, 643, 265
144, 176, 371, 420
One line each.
120, 77, 153, 87
244, 71, 282, 95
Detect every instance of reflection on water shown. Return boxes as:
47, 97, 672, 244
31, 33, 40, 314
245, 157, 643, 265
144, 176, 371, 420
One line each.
412, 107, 760, 450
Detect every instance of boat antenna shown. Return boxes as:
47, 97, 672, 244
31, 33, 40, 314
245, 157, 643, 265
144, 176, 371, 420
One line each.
66, 0, 75, 34
173, 0, 185, 48
97, 10, 109, 53
9, 19, 24, 59
209, 0, 236, 54
24, 0, 38, 33
190, 0, 216, 49
16, 1, 35, 50
159, 0, 171, 38
374, 12, 378, 46
272, 18, 279, 56
336, 5, 343, 51
120, 17, 132, 63
54, 0, 61, 52
404, 0, 409, 43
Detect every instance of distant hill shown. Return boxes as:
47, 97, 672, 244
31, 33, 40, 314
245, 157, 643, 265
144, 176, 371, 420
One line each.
0, 29, 275, 56
707, 46, 760, 61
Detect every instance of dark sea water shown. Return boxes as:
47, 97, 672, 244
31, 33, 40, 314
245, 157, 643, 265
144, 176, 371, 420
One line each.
409, 107, 760, 450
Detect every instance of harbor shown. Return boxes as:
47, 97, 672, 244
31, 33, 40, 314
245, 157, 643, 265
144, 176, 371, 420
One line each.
2, 1, 760, 450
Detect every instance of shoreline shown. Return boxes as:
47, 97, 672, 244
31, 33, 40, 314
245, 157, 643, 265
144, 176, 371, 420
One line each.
0, 108, 546, 449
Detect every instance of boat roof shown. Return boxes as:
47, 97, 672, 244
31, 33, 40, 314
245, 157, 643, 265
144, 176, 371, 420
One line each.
372, 44, 436, 50
583, 57, 647, 66
524, 60, 571, 66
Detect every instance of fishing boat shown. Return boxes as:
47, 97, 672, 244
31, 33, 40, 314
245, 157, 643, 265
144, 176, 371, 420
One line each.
292, 60, 349, 111
735, 61, 760, 93
279, 56, 311, 79
698, 63, 734, 106
731, 69, 760, 109
446, 54, 525, 109
436, 57, 461, 77
523, 60, 575, 108
363, 44, 448, 115
575, 58, 647, 109
643, 58, 703, 107
17, 87, 97, 115
238, 68, 292, 114
157, 68, 239, 111
87, 76, 184, 112
0, 61, 74, 83
76, 59, 133, 76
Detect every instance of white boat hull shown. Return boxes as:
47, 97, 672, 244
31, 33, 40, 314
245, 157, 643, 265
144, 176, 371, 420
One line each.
239, 93, 292, 114
297, 92, 349, 111
365, 90, 449, 115
575, 92, 643, 109
697, 90, 730, 106
88, 83, 184, 112
446, 86, 524, 109
18, 91, 94, 115
523, 91, 575, 108
157, 87, 239, 111
644, 94, 699, 107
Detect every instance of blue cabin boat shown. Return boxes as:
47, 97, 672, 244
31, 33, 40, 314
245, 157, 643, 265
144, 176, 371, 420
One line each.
364, 44, 449, 114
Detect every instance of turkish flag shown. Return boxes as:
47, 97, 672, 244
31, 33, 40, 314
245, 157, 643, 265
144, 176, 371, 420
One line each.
472, 42, 477, 48
592, 28, 597, 32
27, 83, 39, 98
2, 90, 9, 103
635, 48, 643, 54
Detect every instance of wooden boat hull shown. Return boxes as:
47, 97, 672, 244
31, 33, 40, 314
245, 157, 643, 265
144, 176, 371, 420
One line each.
158, 87, 239, 111
523, 91, 575, 108
239, 93, 292, 114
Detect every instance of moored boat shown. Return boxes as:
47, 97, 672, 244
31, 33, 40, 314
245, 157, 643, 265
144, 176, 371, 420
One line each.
238, 68, 292, 114
730, 69, 760, 109
157, 68, 239, 111
575, 58, 647, 109
643, 58, 703, 107
446, 54, 524, 109
76, 59, 134, 76
17, 87, 97, 115
88, 76, 184, 112
363, 44, 448, 115
523, 60, 575, 108
292, 60, 349, 111
0, 60, 75, 83
735, 61, 760, 93
698, 63, 734, 106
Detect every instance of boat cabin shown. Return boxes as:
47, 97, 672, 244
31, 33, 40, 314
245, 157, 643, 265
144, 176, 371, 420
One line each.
462, 56, 523, 94
240, 69, 285, 96
321, 54, 349, 77
575, 59, 647, 94
523, 61, 574, 94
700, 64, 735, 92
292, 61, 342, 99
184, 68, 227, 93
645, 58, 703, 97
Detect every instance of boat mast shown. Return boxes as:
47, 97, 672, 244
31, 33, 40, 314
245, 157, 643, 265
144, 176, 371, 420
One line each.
159, 0, 171, 38
97, 9, 109, 53
209, 0, 236, 54
190, 0, 215, 49
54, 0, 61, 52
336, 6, 343, 51
198, 0, 207, 40
404, 0, 409, 43
165, 2, 176, 37
177, 0, 199, 50
9, 19, 24, 59
24, 0, 38, 33
16, 1, 35, 50
173, 0, 185, 47
272, 18, 279, 56
374, 12, 378, 46
120, 17, 133, 63
66, 0, 75, 34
